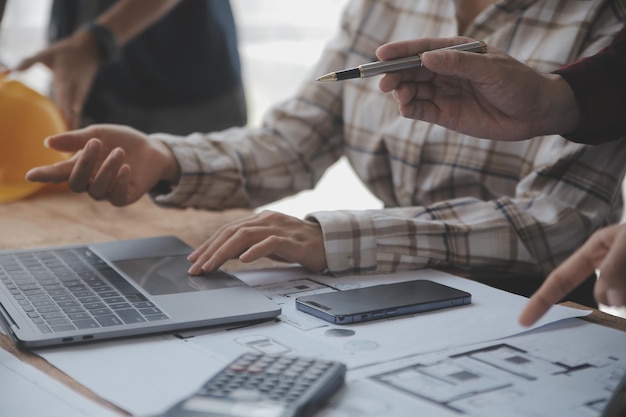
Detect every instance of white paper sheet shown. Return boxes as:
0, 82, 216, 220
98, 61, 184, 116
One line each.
183, 269, 588, 369
0, 347, 121, 417
35, 268, 589, 416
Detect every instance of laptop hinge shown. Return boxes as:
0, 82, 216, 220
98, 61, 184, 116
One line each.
0, 301, 20, 332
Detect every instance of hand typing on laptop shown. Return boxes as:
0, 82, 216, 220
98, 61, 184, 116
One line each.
25, 125, 328, 275
186, 210, 326, 274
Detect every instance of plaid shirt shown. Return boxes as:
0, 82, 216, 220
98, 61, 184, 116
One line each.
153, 0, 626, 279
556, 25, 626, 144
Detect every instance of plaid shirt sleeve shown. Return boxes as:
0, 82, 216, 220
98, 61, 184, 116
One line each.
555, 25, 626, 144
308, 139, 626, 278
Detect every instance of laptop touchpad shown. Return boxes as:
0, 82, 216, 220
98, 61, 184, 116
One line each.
113, 255, 243, 296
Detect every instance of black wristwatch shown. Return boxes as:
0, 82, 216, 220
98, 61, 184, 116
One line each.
83, 22, 120, 65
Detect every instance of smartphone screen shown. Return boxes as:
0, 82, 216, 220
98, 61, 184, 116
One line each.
295, 280, 471, 324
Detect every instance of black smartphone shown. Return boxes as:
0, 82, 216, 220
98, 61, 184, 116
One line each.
295, 280, 471, 324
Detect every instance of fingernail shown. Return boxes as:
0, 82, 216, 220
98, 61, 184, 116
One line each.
422, 51, 441, 65
607, 289, 625, 306
201, 261, 213, 272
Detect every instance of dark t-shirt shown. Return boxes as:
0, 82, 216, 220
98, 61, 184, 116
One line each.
554, 25, 626, 144
49, 0, 243, 109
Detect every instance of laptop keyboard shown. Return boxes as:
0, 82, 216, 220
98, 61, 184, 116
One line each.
0, 248, 169, 334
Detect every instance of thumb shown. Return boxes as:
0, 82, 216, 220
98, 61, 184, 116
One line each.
421, 48, 495, 83
14, 52, 50, 72
376, 36, 476, 61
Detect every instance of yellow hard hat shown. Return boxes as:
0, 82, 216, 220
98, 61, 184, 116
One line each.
0, 74, 69, 203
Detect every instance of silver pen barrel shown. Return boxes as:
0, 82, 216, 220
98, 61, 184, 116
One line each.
359, 40, 487, 78
359, 55, 423, 77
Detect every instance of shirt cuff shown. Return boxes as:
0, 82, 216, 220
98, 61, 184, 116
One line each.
147, 133, 217, 207
306, 210, 378, 276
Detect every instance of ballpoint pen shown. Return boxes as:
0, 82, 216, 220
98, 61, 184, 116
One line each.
316, 40, 487, 82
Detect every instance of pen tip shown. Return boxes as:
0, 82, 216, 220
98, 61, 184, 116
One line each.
316, 73, 337, 82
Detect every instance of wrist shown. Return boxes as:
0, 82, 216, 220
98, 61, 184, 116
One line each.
538, 74, 580, 136
153, 139, 181, 186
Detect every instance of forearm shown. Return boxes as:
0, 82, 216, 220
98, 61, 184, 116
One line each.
34, 0, 184, 73
310, 141, 626, 277
554, 26, 626, 144
310, 203, 545, 277
311, 200, 603, 278
148, 109, 341, 210
0, 0, 6, 26
93, 0, 182, 45
150, 118, 342, 210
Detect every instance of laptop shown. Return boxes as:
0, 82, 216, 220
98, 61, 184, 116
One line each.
0, 235, 281, 348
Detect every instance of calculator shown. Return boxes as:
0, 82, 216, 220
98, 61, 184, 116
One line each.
158, 353, 347, 417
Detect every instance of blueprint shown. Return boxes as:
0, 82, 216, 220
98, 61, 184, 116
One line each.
328, 319, 626, 417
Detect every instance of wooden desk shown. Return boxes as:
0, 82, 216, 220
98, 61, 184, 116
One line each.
1, 188, 625, 416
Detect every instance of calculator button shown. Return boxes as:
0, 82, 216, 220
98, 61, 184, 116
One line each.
229, 388, 263, 402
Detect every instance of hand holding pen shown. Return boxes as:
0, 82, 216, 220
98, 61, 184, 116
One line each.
373, 36, 579, 142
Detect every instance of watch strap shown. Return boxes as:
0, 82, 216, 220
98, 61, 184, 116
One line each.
83, 22, 120, 65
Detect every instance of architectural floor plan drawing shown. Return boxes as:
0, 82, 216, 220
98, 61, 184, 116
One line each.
371, 342, 623, 416
333, 319, 626, 417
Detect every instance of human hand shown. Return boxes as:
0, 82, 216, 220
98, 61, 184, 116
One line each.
25, 124, 180, 206
187, 210, 328, 274
376, 36, 579, 141
519, 224, 626, 326
14, 29, 102, 129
